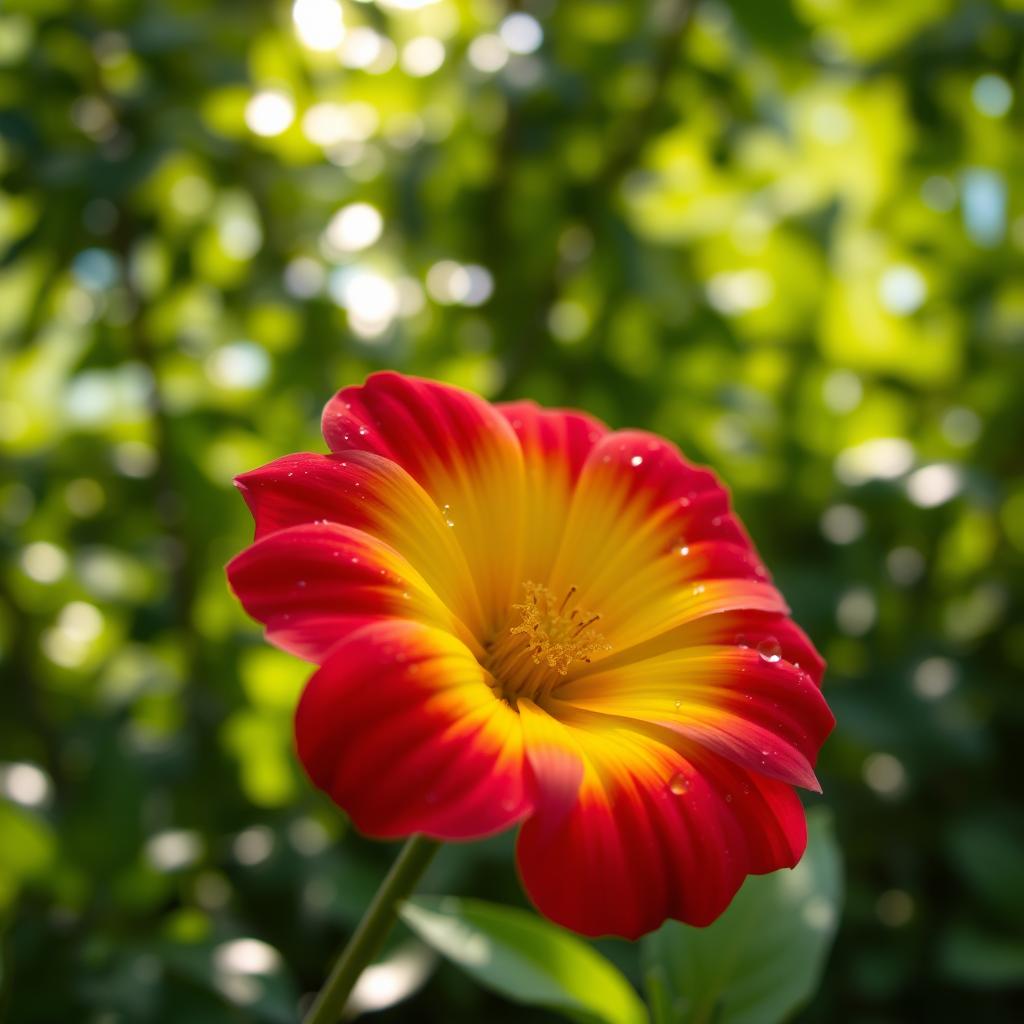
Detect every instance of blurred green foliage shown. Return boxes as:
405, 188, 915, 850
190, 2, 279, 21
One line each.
1, 0, 1023, 1021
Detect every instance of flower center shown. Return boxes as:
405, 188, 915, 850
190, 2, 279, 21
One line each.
484, 582, 610, 705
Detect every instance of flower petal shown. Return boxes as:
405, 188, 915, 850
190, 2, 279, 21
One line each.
515, 704, 806, 938
322, 372, 526, 631
236, 450, 487, 637
226, 522, 473, 663
554, 646, 834, 791
296, 619, 531, 840
618, 610, 827, 688
549, 431, 785, 660
497, 402, 609, 580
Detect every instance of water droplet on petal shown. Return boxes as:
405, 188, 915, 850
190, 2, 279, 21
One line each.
668, 773, 689, 795
630, 455, 644, 467
678, 545, 690, 556
757, 638, 782, 663
724, 793, 733, 803
357, 425, 369, 436
673, 699, 682, 709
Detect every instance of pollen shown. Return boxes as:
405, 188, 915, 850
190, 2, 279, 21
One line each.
509, 582, 610, 676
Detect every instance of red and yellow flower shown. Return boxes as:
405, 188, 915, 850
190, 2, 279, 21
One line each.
228, 372, 833, 939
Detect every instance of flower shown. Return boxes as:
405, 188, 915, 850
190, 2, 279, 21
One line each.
227, 372, 834, 939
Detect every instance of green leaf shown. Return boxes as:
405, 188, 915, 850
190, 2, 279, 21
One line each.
939, 925, 1024, 989
641, 809, 843, 1024
400, 896, 648, 1024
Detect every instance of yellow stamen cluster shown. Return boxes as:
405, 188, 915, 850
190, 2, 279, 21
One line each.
509, 582, 610, 676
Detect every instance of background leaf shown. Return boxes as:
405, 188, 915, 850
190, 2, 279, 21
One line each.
401, 896, 649, 1024
641, 810, 842, 1024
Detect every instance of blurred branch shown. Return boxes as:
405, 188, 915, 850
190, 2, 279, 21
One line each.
113, 215, 201, 675
502, 0, 697, 394
596, 0, 696, 192
0, 581, 68, 791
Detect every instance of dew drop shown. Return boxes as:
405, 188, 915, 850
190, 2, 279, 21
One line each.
440, 503, 455, 527
691, 583, 705, 596
673, 699, 682, 709
678, 545, 690, 556
357, 425, 369, 436
668, 773, 690, 795
736, 634, 750, 648
724, 793, 733, 803
630, 455, 644, 467
757, 638, 782, 663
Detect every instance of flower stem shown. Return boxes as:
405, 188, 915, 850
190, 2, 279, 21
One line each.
302, 833, 441, 1024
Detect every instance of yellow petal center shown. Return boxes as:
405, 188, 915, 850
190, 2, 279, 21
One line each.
483, 582, 610, 705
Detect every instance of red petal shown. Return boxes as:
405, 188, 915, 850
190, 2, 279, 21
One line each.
235, 450, 487, 638
497, 401, 608, 484
295, 619, 531, 839
548, 430, 789, 659
555, 646, 835, 791
516, 705, 806, 938
497, 402, 609, 581
226, 522, 470, 664
321, 372, 526, 630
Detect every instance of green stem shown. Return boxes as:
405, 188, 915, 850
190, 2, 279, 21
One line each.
303, 834, 441, 1024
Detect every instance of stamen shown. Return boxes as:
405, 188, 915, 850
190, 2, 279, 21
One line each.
508, 582, 611, 676
572, 614, 600, 636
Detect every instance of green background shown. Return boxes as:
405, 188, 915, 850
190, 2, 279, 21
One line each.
2, 0, 1023, 1020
